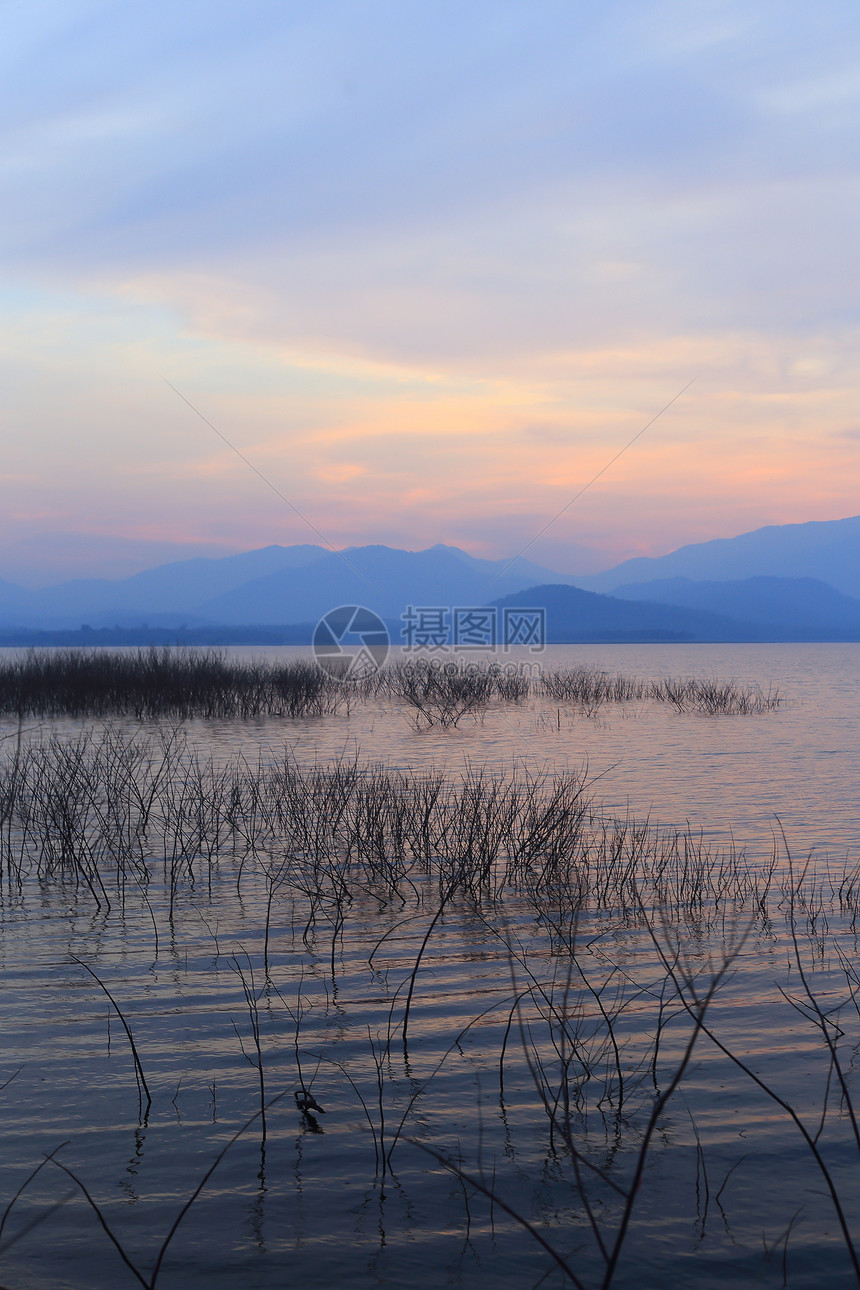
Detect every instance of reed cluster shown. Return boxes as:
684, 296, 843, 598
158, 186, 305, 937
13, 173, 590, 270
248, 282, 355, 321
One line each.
0, 649, 780, 723
648, 674, 781, 714
0, 649, 340, 719
0, 726, 774, 924
539, 665, 780, 714
0, 726, 856, 1289
378, 657, 530, 726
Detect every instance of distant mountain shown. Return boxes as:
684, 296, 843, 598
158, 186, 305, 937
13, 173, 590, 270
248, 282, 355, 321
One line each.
198, 544, 581, 625
0, 578, 38, 622
491, 584, 750, 643
576, 514, 860, 600
0, 543, 580, 630
612, 576, 860, 639
5, 516, 860, 641
20, 544, 330, 625
7, 575, 860, 646
0, 585, 759, 646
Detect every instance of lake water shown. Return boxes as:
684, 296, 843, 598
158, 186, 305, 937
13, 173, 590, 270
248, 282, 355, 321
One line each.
0, 644, 859, 1290
197, 642, 860, 858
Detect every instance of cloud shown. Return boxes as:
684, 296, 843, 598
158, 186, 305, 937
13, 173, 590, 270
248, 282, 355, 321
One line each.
2, 1, 860, 579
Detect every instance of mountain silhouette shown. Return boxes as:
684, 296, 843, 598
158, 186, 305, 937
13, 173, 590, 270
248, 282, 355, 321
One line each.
0, 543, 578, 630
3, 516, 860, 642
490, 584, 748, 643
611, 575, 860, 638
575, 514, 860, 599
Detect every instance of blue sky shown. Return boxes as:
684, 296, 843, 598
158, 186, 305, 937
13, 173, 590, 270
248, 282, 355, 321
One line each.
2, 1, 859, 583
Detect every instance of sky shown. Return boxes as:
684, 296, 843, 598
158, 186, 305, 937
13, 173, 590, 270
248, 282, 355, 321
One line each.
2, 0, 859, 585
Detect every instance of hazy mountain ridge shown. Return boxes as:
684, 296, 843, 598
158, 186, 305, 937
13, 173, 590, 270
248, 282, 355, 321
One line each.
0, 543, 580, 630
490, 584, 747, 643
576, 514, 860, 599
491, 578, 860, 643
7, 579, 854, 648
611, 575, 860, 635
1, 514, 859, 641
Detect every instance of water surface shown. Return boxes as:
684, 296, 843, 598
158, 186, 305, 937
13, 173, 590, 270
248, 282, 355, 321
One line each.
0, 644, 858, 1289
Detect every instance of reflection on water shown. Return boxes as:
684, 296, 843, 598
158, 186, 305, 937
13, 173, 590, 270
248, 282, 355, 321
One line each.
190, 642, 860, 856
0, 644, 858, 1289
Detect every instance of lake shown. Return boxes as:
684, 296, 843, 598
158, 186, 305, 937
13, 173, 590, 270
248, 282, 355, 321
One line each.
0, 643, 858, 1289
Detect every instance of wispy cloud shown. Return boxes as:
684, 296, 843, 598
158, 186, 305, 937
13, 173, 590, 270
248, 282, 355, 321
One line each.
1, 1, 859, 579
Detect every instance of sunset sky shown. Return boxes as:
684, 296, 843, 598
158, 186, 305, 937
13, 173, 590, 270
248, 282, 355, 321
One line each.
3, 1, 859, 584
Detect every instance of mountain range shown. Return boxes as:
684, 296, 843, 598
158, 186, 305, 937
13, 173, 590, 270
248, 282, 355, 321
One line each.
2, 513, 860, 643
0, 544, 581, 632
577, 513, 860, 600
493, 577, 860, 644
